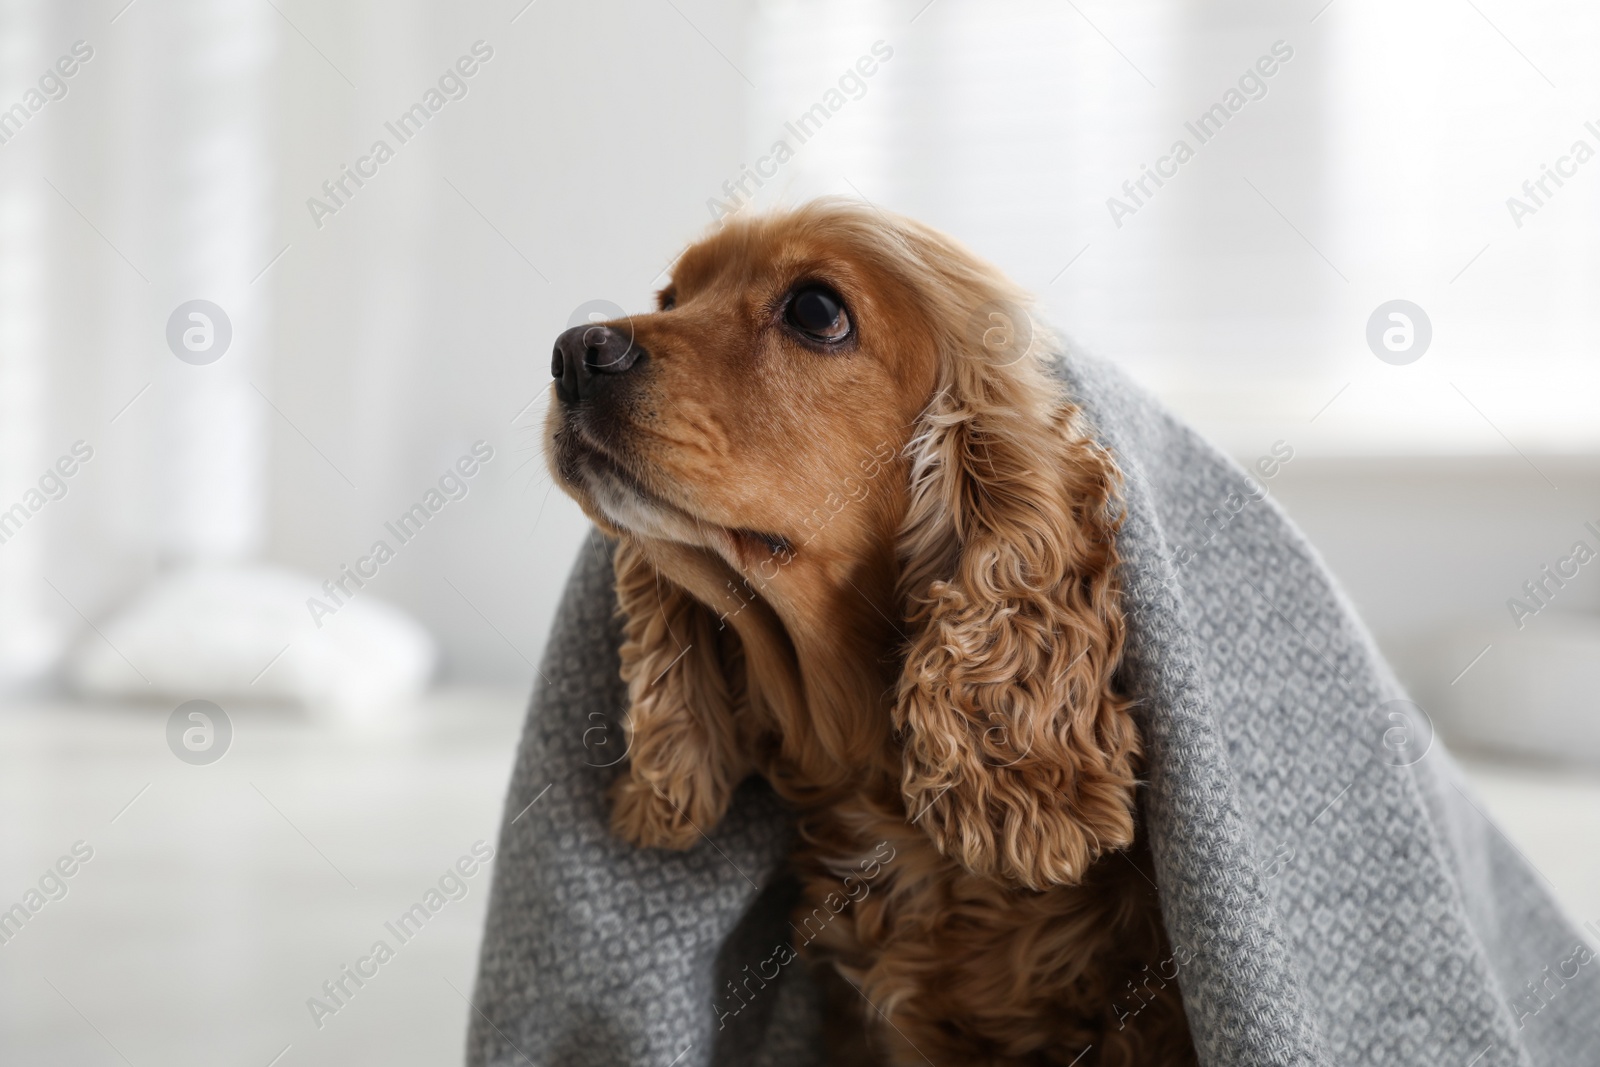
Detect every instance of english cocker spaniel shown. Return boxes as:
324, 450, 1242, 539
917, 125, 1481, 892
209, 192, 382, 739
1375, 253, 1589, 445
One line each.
545, 200, 1195, 1066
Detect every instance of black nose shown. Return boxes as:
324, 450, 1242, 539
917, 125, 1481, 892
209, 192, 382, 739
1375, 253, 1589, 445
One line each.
552, 323, 644, 403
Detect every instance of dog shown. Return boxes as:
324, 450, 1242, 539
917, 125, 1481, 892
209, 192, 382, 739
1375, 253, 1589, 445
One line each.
544, 199, 1196, 1066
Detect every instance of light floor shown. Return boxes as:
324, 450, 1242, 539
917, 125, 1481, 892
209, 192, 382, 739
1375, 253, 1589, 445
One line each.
1, 690, 1597, 1066
0, 689, 528, 1067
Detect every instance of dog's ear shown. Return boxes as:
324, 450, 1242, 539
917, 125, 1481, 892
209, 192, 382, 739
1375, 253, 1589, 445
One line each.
608, 538, 750, 850
893, 341, 1139, 891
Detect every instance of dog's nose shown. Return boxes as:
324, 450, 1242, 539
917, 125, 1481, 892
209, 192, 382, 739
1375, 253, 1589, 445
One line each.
552, 323, 644, 403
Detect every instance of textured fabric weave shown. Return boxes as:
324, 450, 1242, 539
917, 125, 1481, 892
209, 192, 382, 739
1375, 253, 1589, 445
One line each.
467, 350, 1600, 1066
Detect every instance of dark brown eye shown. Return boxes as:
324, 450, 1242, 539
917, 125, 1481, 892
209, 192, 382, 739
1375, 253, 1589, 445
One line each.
785, 286, 850, 343
657, 291, 676, 311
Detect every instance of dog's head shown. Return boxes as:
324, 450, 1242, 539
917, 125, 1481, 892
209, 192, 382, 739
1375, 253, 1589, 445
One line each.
546, 200, 1137, 890
549, 202, 953, 588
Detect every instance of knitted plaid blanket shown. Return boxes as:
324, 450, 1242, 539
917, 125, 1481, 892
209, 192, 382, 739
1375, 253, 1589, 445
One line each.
467, 349, 1600, 1067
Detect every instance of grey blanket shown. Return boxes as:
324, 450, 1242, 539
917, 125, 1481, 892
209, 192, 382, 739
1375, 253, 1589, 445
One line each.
467, 349, 1600, 1066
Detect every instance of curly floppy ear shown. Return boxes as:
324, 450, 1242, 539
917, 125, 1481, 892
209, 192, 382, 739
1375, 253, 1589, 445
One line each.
894, 346, 1139, 891
608, 538, 751, 850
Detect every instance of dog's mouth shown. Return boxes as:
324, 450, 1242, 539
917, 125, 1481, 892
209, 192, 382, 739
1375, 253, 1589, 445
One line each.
553, 423, 693, 539
551, 418, 792, 566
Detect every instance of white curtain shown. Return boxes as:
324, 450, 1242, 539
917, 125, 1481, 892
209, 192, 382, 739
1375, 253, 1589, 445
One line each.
0, 0, 755, 693
0, 0, 51, 682
746, 0, 1600, 456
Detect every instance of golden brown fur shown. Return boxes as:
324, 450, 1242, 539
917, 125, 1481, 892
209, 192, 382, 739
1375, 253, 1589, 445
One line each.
545, 200, 1195, 1065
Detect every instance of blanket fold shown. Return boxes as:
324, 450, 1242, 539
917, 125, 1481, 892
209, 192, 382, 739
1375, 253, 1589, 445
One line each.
467, 349, 1600, 1067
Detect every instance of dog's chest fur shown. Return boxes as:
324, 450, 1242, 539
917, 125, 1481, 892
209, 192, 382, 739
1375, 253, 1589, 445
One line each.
764, 764, 1194, 1067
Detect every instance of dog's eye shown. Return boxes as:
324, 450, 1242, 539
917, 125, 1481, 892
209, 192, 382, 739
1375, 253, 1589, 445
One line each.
658, 291, 676, 311
785, 286, 850, 343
